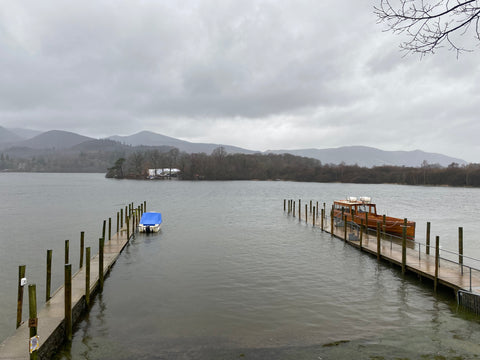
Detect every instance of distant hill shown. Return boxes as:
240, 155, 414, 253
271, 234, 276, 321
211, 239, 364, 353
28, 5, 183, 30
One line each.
0, 126, 23, 144
15, 130, 94, 150
266, 146, 467, 168
7, 127, 42, 140
108, 131, 255, 155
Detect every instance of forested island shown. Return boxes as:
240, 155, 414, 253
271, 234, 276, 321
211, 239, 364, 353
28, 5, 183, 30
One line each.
105, 147, 480, 187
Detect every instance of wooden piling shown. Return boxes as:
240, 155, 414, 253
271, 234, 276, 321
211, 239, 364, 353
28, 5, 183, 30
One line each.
435, 235, 440, 292
299, 199, 301, 220
117, 212, 120, 233
102, 220, 106, 241
426, 222, 431, 255
344, 215, 347, 241
46, 250, 52, 302
79, 232, 84, 269
28, 284, 38, 360
313, 206, 316, 226
365, 212, 369, 240
108, 218, 112, 240
99, 238, 104, 290
310, 200, 312, 213
321, 208, 324, 230
376, 222, 381, 260
330, 209, 334, 236
16, 265, 26, 328
120, 208, 123, 228
360, 219, 364, 250
144, 200, 147, 213
127, 216, 130, 239
64, 240, 69, 264
316, 201, 319, 218
382, 215, 386, 239
459, 227, 464, 267
85, 247, 91, 307
402, 218, 407, 275
305, 204, 307, 223
293, 201, 295, 217
64, 264, 72, 341
284, 199, 286, 211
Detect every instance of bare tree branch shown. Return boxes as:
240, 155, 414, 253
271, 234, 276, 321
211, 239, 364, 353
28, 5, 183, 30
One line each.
374, 0, 480, 55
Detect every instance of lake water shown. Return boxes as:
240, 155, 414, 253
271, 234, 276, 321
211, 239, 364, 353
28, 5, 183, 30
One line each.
2, 173, 480, 359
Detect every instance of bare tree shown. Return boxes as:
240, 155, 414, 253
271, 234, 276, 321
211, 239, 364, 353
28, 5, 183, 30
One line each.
375, 0, 480, 55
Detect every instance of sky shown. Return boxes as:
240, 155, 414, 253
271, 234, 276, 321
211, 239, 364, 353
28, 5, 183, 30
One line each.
0, 0, 479, 162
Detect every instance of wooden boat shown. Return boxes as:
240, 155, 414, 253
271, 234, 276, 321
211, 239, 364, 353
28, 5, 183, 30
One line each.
332, 197, 415, 239
138, 212, 162, 233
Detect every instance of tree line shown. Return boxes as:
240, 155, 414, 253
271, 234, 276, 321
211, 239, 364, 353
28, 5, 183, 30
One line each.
106, 147, 480, 187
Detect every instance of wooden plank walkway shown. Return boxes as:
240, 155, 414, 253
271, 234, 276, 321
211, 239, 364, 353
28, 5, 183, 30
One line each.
0, 221, 133, 360
296, 210, 480, 296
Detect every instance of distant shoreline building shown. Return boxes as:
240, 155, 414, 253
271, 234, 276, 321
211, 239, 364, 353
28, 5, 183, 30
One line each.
148, 168, 181, 179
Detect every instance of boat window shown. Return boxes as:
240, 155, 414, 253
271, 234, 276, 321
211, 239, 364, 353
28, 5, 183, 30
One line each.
358, 205, 367, 213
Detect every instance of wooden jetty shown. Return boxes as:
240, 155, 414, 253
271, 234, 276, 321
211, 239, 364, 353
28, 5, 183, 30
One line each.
284, 199, 480, 314
0, 202, 147, 360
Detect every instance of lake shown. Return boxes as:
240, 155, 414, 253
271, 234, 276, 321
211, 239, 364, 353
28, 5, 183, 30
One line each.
1, 173, 480, 359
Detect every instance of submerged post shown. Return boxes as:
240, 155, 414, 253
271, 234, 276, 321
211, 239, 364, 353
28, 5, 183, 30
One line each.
64, 264, 72, 341
85, 247, 91, 307
402, 218, 407, 275
435, 235, 440, 292
426, 222, 431, 255
99, 238, 104, 290
17, 265, 26, 328
28, 284, 38, 360
80, 231, 84, 269
46, 250, 52, 302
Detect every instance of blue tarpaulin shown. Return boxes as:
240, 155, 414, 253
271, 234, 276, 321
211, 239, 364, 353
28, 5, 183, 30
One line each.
140, 212, 162, 226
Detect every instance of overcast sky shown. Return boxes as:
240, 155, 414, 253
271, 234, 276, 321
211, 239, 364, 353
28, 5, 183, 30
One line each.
1, 1, 479, 162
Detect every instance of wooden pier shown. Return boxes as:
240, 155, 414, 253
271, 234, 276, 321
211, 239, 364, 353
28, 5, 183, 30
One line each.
0, 202, 146, 360
284, 199, 480, 313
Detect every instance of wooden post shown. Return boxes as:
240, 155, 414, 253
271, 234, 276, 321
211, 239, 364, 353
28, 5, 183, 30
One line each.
305, 204, 307, 223
28, 284, 38, 360
64, 264, 72, 341
79, 232, 84, 268
125, 206, 128, 224
365, 212, 369, 239
459, 227, 464, 267
16, 265, 26, 328
99, 238, 104, 290
127, 216, 130, 239
330, 209, 334, 236
402, 218, 407, 275
46, 250, 52, 302
144, 200, 147, 213
360, 219, 364, 250
434, 235, 440, 292
382, 215, 386, 239
120, 208, 124, 228
85, 247, 91, 307
310, 200, 312, 213
102, 219, 106, 241
284, 199, 286, 211
344, 215, 347, 241
426, 222, 431, 255
293, 201, 295, 217
299, 199, 301, 220
65, 240, 69, 264
117, 212, 120, 233
313, 206, 316, 226
321, 209, 324, 230
108, 218, 112, 240
376, 222, 381, 260
316, 201, 319, 218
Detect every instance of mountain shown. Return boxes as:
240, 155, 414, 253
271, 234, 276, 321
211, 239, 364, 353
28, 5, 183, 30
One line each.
266, 146, 467, 168
7, 127, 42, 140
14, 130, 94, 150
108, 131, 255, 155
0, 126, 23, 143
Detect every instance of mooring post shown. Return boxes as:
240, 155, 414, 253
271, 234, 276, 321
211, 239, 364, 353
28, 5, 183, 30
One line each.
382, 215, 386, 239
299, 199, 301, 220
28, 284, 38, 360
108, 218, 112, 240
330, 209, 334, 236
360, 219, 364, 250
126, 216, 130, 239
310, 200, 312, 213
402, 218, 407, 275
316, 201, 319, 218
435, 236, 440, 292
313, 206, 316, 226
376, 222, 381, 260
305, 204, 308, 223
85, 247, 91, 307
80, 232, 84, 269
64, 264, 72, 341
99, 238, 104, 290
125, 206, 128, 224
46, 250, 52, 302
102, 220, 106, 241
144, 200, 147, 213
321, 208, 324, 230
365, 212, 369, 240
459, 227, 464, 274
117, 212, 120, 233
120, 208, 124, 228
284, 199, 286, 211
293, 201, 296, 217
65, 240, 69, 264
344, 215, 348, 241
16, 264, 26, 328
426, 222, 431, 255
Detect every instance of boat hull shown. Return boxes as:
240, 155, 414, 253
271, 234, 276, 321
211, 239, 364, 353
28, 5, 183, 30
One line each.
138, 223, 162, 233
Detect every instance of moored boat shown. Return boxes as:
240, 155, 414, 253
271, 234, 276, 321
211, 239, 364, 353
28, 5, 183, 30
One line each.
333, 197, 415, 239
139, 212, 162, 233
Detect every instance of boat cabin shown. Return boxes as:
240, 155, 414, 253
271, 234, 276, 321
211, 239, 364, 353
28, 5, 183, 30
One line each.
333, 196, 377, 216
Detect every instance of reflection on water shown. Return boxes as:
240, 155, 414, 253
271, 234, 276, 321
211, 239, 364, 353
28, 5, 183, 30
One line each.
2, 174, 480, 358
